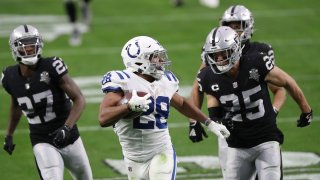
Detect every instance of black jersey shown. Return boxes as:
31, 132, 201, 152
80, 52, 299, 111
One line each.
242, 41, 275, 63
2, 57, 79, 146
198, 52, 282, 148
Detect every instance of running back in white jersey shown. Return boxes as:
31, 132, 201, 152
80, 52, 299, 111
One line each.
101, 69, 179, 161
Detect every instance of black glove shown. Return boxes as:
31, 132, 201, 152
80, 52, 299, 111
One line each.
189, 121, 208, 143
3, 135, 15, 155
50, 125, 72, 148
297, 110, 313, 128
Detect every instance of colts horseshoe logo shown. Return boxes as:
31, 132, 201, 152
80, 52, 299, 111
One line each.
127, 41, 140, 58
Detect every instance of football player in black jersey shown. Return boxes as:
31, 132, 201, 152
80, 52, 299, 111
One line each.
188, 5, 287, 179
64, 0, 91, 46
197, 26, 312, 180
1, 24, 93, 180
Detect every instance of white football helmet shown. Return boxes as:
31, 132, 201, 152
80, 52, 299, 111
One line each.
121, 36, 170, 80
204, 26, 242, 74
9, 24, 44, 65
220, 5, 254, 43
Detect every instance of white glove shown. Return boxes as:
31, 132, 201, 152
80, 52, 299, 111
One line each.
207, 120, 230, 139
128, 90, 151, 112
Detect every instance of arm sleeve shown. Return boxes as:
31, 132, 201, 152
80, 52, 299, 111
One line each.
48, 57, 69, 82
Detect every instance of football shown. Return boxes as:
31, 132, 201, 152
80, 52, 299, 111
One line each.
118, 91, 148, 119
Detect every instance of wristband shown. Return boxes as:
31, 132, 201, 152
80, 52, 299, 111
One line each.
273, 106, 279, 115
64, 124, 72, 131
204, 118, 211, 126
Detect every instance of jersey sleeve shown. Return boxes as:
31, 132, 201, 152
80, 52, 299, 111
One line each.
46, 57, 69, 81
1, 67, 19, 106
253, 52, 275, 81
164, 71, 179, 93
101, 70, 129, 93
1, 68, 10, 94
259, 42, 275, 64
196, 66, 211, 93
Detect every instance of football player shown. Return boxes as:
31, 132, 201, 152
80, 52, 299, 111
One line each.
2, 24, 93, 180
64, 0, 92, 46
188, 5, 287, 179
98, 36, 230, 180
198, 26, 312, 180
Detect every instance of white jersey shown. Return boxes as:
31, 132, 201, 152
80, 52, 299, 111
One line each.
101, 70, 179, 162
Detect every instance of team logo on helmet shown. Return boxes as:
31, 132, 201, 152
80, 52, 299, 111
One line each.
126, 41, 140, 58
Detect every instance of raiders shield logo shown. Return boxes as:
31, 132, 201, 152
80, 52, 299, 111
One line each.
40, 71, 50, 84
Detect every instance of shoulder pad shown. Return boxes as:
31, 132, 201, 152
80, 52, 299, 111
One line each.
164, 71, 179, 83
101, 70, 131, 93
44, 56, 68, 76
1, 65, 18, 93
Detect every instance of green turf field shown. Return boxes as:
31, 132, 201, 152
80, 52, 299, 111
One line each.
0, 0, 319, 179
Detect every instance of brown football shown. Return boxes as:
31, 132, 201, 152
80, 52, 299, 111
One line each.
118, 91, 148, 119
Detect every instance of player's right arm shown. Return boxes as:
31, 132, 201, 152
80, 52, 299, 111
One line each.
99, 71, 129, 127
98, 91, 130, 127
188, 63, 208, 142
5, 96, 22, 136
2, 69, 21, 155
189, 46, 207, 110
98, 71, 151, 127
189, 63, 206, 109
3, 96, 22, 155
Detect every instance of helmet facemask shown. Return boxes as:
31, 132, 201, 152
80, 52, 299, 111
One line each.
12, 37, 43, 65
207, 46, 240, 74
144, 50, 170, 79
204, 26, 242, 74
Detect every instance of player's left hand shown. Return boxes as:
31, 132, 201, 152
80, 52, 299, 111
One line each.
297, 110, 313, 127
189, 121, 208, 143
3, 135, 15, 155
49, 125, 72, 148
207, 120, 230, 139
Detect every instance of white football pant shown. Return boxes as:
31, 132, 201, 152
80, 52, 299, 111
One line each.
226, 141, 281, 180
124, 147, 177, 180
33, 137, 93, 180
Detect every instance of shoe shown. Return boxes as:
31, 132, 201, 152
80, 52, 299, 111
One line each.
69, 28, 82, 46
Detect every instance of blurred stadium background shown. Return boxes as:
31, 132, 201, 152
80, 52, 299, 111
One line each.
0, 0, 319, 179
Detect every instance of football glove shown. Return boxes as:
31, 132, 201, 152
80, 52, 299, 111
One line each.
189, 121, 208, 143
3, 135, 15, 155
297, 110, 313, 127
128, 90, 151, 112
50, 125, 72, 148
207, 120, 230, 139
